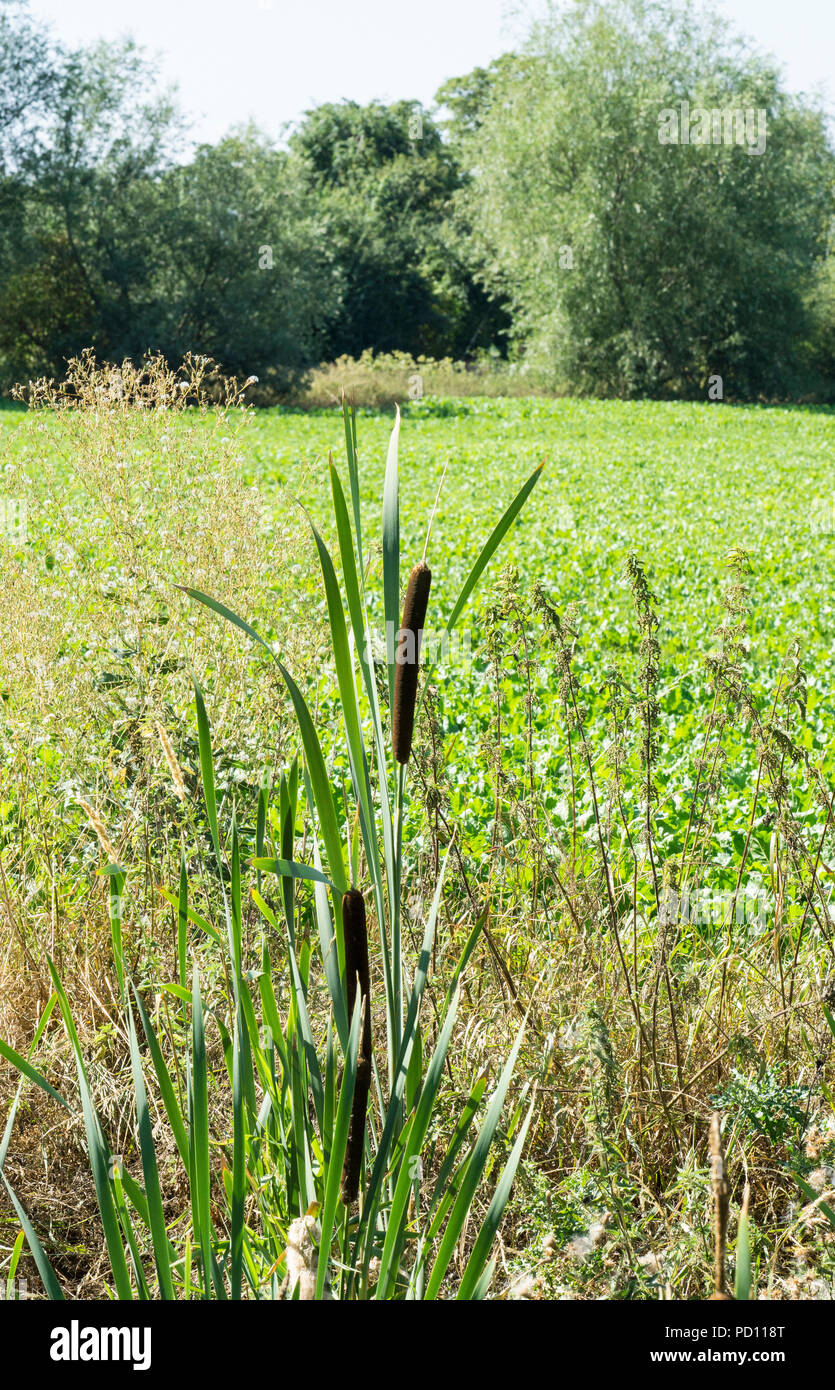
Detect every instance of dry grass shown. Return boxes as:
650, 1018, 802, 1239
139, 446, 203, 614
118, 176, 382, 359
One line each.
255, 350, 560, 410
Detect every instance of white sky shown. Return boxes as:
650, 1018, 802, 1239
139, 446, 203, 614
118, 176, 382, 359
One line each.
25, 0, 835, 147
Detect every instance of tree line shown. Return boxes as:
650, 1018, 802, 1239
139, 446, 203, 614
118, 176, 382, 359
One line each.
1, 0, 832, 400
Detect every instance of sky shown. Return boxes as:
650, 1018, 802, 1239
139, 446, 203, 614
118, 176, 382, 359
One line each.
25, 0, 835, 147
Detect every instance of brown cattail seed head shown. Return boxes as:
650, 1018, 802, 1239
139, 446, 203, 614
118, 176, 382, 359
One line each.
341, 889, 372, 1206
392, 562, 432, 765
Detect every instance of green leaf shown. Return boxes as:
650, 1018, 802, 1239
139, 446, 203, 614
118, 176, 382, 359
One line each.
457, 1096, 535, 1299
375, 984, 462, 1299
47, 959, 134, 1300
2, 1175, 64, 1300
382, 405, 401, 707
425, 462, 544, 687
734, 1189, 752, 1302
230, 1000, 246, 1300
133, 986, 189, 1168
189, 970, 216, 1298
178, 846, 188, 996
316, 994, 362, 1300
424, 1017, 526, 1300
194, 682, 221, 869
127, 1001, 174, 1299
0, 1036, 68, 1112
249, 857, 333, 888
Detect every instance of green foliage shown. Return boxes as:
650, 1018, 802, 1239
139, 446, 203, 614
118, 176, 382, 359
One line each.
713, 1068, 812, 1145
0, 1, 832, 399
288, 99, 506, 360
460, 0, 835, 398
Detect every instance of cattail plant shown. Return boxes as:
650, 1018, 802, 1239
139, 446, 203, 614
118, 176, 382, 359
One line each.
341, 888, 372, 1205
0, 399, 542, 1301
392, 562, 432, 764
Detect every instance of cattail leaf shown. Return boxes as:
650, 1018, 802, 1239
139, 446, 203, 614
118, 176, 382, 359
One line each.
341, 890, 372, 1206
0, 992, 62, 1173
228, 809, 243, 984
309, 521, 377, 858
177, 845, 188, 996
279, 769, 295, 934
406, 1019, 422, 1112
132, 985, 190, 1168
156, 888, 224, 950
0, 1036, 68, 1111
442, 898, 491, 1014
306, 820, 350, 1049
341, 396, 363, 571
278, 659, 348, 900
382, 405, 401, 708
181, 586, 271, 654
470, 1257, 497, 1302
424, 1017, 527, 1300
375, 983, 462, 1298
230, 1001, 246, 1301
127, 1002, 175, 1300
426, 462, 543, 686
734, 1184, 752, 1300
323, 1017, 336, 1162
330, 459, 393, 924
190, 970, 215, 1297
354, 843, 453, 1286
256, 773, 269, 899
287, 944, 326, 1136
7, 1227, 25, 1300
184, 589, 347, 897
108, 868, 126, 1001
248, 857, 333, 888
256, 939, 291, 1080
2, 1174, 64, 1301
425, 1073, 488, 1226
193, 681, 222, 871
316, 996, 362, 1300
46, 958, 134, 1300
457, 1097, 536, 1299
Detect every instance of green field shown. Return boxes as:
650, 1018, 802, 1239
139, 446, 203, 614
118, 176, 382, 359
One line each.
2, 391, 835, 1301
247, 397, 835, 828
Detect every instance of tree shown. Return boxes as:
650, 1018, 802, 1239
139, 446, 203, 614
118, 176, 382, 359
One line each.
460, 0, 835, 397
150, 131, 341, 383
0, 26, 336, 389
0, 0, 59, 172
289, 100, 506, 359
0, 35, 181, 384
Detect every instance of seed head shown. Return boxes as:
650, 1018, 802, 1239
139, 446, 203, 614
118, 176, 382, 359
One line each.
341, 888, 372, 1205
392, 562, 432, 764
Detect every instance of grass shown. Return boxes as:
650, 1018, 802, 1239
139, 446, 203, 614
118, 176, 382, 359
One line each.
1, 372, 834, 1300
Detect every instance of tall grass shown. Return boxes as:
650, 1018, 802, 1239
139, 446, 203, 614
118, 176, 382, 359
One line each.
0, 400, 542, 1299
